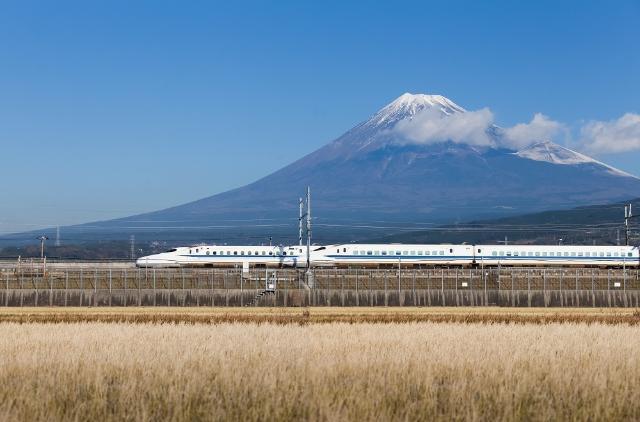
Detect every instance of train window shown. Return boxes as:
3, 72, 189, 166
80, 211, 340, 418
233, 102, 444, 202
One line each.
542, 252, 547, 257
381, 251, 387, 256
343, 248, 346, 253
213, 251, 217, 255
374, 251, 380, 255
255, 251, 259, 255
189, 249, 192, 254
439, 251, 445, 256
425, 251, 430, 255
432, 251, 437, 256
336, 249, 340, 254
629, 253, 633, 257
571, 252, 576, 257
299, 249, 302, 253
353, 251, 359, 255
599, 252, 604, 257
361, 251, 366, 255
233, 251, 237, 255
499, 251, 504, 256
241, 251, 245, 255
196, 248, 199, 253
417, 251, 423, 255
206, 251, 210, 255
614, 252, 619, 257
492, 251, 497, 256
478, 249, 481, 253
514, 252, 519, 256
410, 250, 415, 255
268, 252, 273, 255
367, 251, 372, 255
535, 252, 540, 256
388, 251, 393, 256
396, 251, 402, 255
584, 252, 589, 257
578, 252, 583, 257
521, 251, 526, 256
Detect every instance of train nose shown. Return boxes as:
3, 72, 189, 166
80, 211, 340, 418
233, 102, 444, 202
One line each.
135, 255, 179, 268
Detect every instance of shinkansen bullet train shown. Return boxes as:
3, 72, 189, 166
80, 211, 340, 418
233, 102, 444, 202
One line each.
136, 243, 640, 268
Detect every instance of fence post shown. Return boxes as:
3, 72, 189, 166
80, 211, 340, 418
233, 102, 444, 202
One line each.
384, 270, 388, 307
124, 269, 127, 307
64, 271, 68, 307
79, 268, 83, 307
441, 268, 445, 306
49, 270, 53, 306
483, 268, 487, 306
20, 268, 24, 307
153, 268, 156, 307
240, 271, 244, 307
5, 272, 8, 307
411, 267, 418, 306
527, 270, 531, 307
341, 271, 345, 307
354, 269, 359, 307
182, 268, 186, 307
137, 268, 141, 306
93, 269, 97, 307
109, 268, 112, 306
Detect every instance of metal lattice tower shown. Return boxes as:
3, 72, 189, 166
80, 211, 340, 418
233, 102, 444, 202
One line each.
130, 235, 136, 260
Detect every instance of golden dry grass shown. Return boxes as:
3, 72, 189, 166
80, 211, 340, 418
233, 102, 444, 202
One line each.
0, 321, 639, 421
0, 306, 639, 325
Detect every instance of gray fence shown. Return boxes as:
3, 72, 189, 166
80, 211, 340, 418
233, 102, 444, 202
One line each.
0, 266, 639, 307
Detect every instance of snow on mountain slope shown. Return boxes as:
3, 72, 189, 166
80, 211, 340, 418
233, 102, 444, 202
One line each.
515, 141, 637, 178
367, 93, 466, 127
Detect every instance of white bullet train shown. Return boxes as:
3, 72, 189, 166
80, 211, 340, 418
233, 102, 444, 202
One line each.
136, 243, 639, 268
136, 245, 309, 268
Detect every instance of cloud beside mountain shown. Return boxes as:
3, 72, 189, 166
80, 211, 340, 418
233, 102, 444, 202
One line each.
391, 99, 639, 154
394, 107, 495, 147
581, 113, 640, 154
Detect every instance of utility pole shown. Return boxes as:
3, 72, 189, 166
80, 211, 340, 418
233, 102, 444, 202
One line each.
299, 197, 304, 246
624, 203, 639, 246
36, 236, 49, 259
306, 186, 312, 270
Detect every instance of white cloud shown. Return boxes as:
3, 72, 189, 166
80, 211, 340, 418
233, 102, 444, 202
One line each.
390, 107, 639, 155
502, 113, 565, 149
580, 113, 640, 154
393, 107, 495, 146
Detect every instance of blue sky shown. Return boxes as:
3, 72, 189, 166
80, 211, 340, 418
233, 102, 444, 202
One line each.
0, 0, 638, 233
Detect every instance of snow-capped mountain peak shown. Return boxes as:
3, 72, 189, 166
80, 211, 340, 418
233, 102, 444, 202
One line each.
368, 93, 466, 127
515, 141, 637, 178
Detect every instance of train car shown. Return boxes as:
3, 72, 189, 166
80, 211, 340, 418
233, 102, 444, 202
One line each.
475, 244, 639, 267
310, 244, 475, 267
136, 245, 308, 268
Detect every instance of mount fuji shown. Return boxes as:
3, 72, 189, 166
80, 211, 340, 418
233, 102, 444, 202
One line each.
7, 93, 640, 244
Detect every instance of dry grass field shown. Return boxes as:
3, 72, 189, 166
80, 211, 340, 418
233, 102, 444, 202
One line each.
1, 308, 639, 421
0, 306, 639, 325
